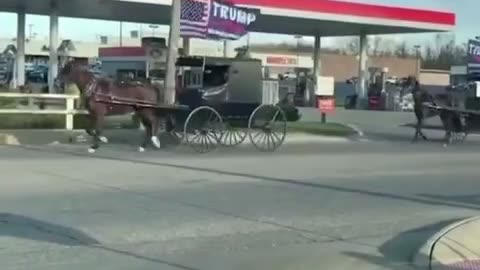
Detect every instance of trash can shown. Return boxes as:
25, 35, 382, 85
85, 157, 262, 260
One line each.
344, 94, 358, 109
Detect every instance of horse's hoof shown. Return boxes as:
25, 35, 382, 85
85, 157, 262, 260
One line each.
138, 147, 146, 153
151, 136, 161, 149
99, 136, 109, 144
88, 148, 96, 154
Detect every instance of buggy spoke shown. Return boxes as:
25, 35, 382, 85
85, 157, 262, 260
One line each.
185, 106, 223, 153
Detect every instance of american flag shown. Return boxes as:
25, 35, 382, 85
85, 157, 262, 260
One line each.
180, 0, 211, 38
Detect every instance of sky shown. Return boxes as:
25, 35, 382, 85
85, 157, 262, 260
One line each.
0, 0, 477, 49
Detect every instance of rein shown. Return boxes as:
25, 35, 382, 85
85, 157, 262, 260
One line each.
81, 72, 157, 107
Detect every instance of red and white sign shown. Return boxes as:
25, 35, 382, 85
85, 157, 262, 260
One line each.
266, 56, 297, 65
317, 97, 335, 114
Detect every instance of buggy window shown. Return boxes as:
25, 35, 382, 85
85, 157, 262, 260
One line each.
203, 65, 229, 87
183, 69, 203, 88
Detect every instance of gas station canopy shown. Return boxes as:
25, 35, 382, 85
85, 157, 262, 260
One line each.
0, 0, 455, 36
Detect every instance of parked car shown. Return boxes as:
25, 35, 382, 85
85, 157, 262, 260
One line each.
398, 77, 409, 86
400, 93, 414, 111
385, 76, 399, 85
27, 65, 48, 83
346, 76, 358, 84
0, 59, 10, 85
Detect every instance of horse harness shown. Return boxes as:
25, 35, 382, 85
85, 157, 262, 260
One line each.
85, 76, 100, 98
84, 76, 116, 112
84, 76, 156, 110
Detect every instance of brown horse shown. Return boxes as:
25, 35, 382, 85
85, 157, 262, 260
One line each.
58, 61, 162, 153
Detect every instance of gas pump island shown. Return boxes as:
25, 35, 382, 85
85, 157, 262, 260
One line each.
367, 67, 389, 110
345, 67, 398, 111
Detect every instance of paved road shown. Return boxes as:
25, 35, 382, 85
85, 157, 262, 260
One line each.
2, 138, 480, 270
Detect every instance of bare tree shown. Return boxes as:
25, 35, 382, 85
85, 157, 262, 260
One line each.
378, 38, 397, 56
395, 41, 410, 58
370, 36, 382, 56
345, 37, 359, 54
422, 38, 466, 70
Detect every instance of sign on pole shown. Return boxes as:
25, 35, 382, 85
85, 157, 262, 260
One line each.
467, 39, 480, 76
143, 38, 167, 71
317, 98, 336, 114
315, 76, 335, 122
315, 76, 335, 96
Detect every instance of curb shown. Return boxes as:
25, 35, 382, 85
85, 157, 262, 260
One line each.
346, 124, 364, 137
280, 133, 352, 144
413, 216, 480, 270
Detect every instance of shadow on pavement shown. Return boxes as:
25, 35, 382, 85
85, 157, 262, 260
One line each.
343, 219, 462, 270
419, 194, 480, 206
0, 213, 99, 246
0, 213, 199, 270
401, 123, 445, 131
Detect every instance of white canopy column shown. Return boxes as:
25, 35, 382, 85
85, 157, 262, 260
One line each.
357, 33, 368, 108
311, 34, 321, 106
48, 4, 59, 93
16, 10, 26, 88
164, 0, 181, 104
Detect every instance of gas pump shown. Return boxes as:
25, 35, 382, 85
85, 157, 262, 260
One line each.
367, 67, 388, 110
290, 68, 313, 106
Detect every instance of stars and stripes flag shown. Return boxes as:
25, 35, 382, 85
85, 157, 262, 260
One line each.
180, 0, 211, 38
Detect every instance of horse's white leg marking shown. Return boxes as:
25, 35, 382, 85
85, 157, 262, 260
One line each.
99, 136, 109, 143
151, 136, 161, 149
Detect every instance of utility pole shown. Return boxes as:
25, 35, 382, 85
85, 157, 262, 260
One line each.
119, 21, 123, 47
164, 0, 181, 104
414, 45, 421, 79
294, 35, 303, 67
223, 40, 229, 57
28, 24, 33, 40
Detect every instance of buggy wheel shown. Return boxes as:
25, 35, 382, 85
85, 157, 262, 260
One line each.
248, 104, 287, 152
184, 106, 223, 153
220, 123, 247, 147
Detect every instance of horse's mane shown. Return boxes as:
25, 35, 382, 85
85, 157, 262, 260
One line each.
63, 61, 160, 99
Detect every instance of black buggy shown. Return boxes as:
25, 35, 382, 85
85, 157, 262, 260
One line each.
164, 56, 300, 153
